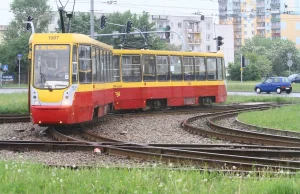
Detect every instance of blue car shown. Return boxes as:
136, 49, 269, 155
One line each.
254, 77, 292, 94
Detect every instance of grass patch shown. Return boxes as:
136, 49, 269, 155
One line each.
0, 92, 28, 114
1, 161, 300, 194
1, 84, 28, 88
238, 104, 300, 132
227, 81, 300, 93
0, 92, 300, 114
226, 95, 300, 104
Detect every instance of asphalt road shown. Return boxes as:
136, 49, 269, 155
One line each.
0, 88, 28, 94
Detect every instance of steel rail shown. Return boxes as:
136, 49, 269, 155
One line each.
208, 112, 300, 144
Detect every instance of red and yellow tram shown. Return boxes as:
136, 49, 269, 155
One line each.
28, 33, 227, 126
112, 49, 227, 110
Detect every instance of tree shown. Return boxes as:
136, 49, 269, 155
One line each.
59, 10, 168, 50
4, 0, 52, 40
230, 36, 300, 80
269, 39, 300, 76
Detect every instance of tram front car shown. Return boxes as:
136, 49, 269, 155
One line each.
29, 34, 78, 126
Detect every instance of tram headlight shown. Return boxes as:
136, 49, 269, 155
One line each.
61, 98, 71, 106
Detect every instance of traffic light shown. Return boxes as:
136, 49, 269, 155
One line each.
217, 36, 224, 51
100, 15, 107, 29
126, 20, 133, 34
26, 16, 33, 30
241, 55, 246, 68
165, 25, 171, 39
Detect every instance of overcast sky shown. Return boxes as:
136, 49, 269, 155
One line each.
0, 0, 218, 25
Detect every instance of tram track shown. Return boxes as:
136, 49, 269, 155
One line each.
3, 103, 300, 172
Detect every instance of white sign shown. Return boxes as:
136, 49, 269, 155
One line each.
287, 60, 293, 67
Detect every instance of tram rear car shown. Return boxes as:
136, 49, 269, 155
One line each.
112, 49, 227, 110
29, 33, 114, 125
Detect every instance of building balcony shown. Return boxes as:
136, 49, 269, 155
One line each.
270, 10, 280, 14
234, 27, 242, 31
271, 25, 280, 29
234, 34, 242, 39
152, 15, 169, 20
233, 20, 241, 24
257, 34, 266, 37
256, 12, 266, 16
233, 6, 241, 10
256, 3, 265, 8
235, 42, 242, 46
232, 0, 240, 3
271, 18, 280, 22
256, 26, 266, 30
188, 28, 201, 33
272, 33, 281, 37
270, 1, 280, 8
188, 39, 201, 44
256, 19, 265, 23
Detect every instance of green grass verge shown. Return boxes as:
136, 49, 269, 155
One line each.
0, 92, 28, 114
226, 95, 300, 104
227, 81, 300, 93
1, 92, 300, 114
1, 84, 28, 88
1, 161, 300, 194
238, 104, 300, 132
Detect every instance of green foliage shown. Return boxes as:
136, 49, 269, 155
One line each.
238, 104, 300, 132
4, 0, 52, 40
59, 10, 168, 50
0, 34, 31, 77
0, 0, 52, 78
228, 36, 300, 80
227, 62, 241, 81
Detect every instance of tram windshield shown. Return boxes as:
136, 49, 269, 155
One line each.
33, 45, 70, 89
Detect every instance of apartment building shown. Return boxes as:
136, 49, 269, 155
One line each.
0, 25, 8, 44
151, 15, 234, 66
219, 0, 288, 49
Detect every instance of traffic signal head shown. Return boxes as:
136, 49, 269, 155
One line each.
165, 25, 171, 39
100, 15, 107, 29
126, 20, 133, 34
26, 16, 33, 30
241, 55, 246, 67
217, 36, 224, 50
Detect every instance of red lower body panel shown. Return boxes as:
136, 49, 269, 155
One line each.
31, 105, 73, 124
114, 85, 227, 110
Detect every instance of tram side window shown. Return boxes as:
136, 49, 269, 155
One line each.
143, 55, 156, 82
105, 51, 109, 82
72, 45, 78, 84
96, 48, 101, 82
217, 58, 223, 80
222, 58, 226, 79
78, 45, 92, 84
156, 56, 169, 81
122, 55, 141, 82
170, 56, 182, 81
92, 46, 97, 83
112, 55, 120, 82
207, 58, 217, 80
101, 50, 105, 82
109, 52, 114, 82
183, 57, 194, 81
195, 57, 206, 80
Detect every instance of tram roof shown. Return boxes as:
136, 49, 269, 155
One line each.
112, 49, 224, 57
29, 33, 113, 50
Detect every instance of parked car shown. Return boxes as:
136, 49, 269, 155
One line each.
254, 77, 292, 94
288, 74, 300, 83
